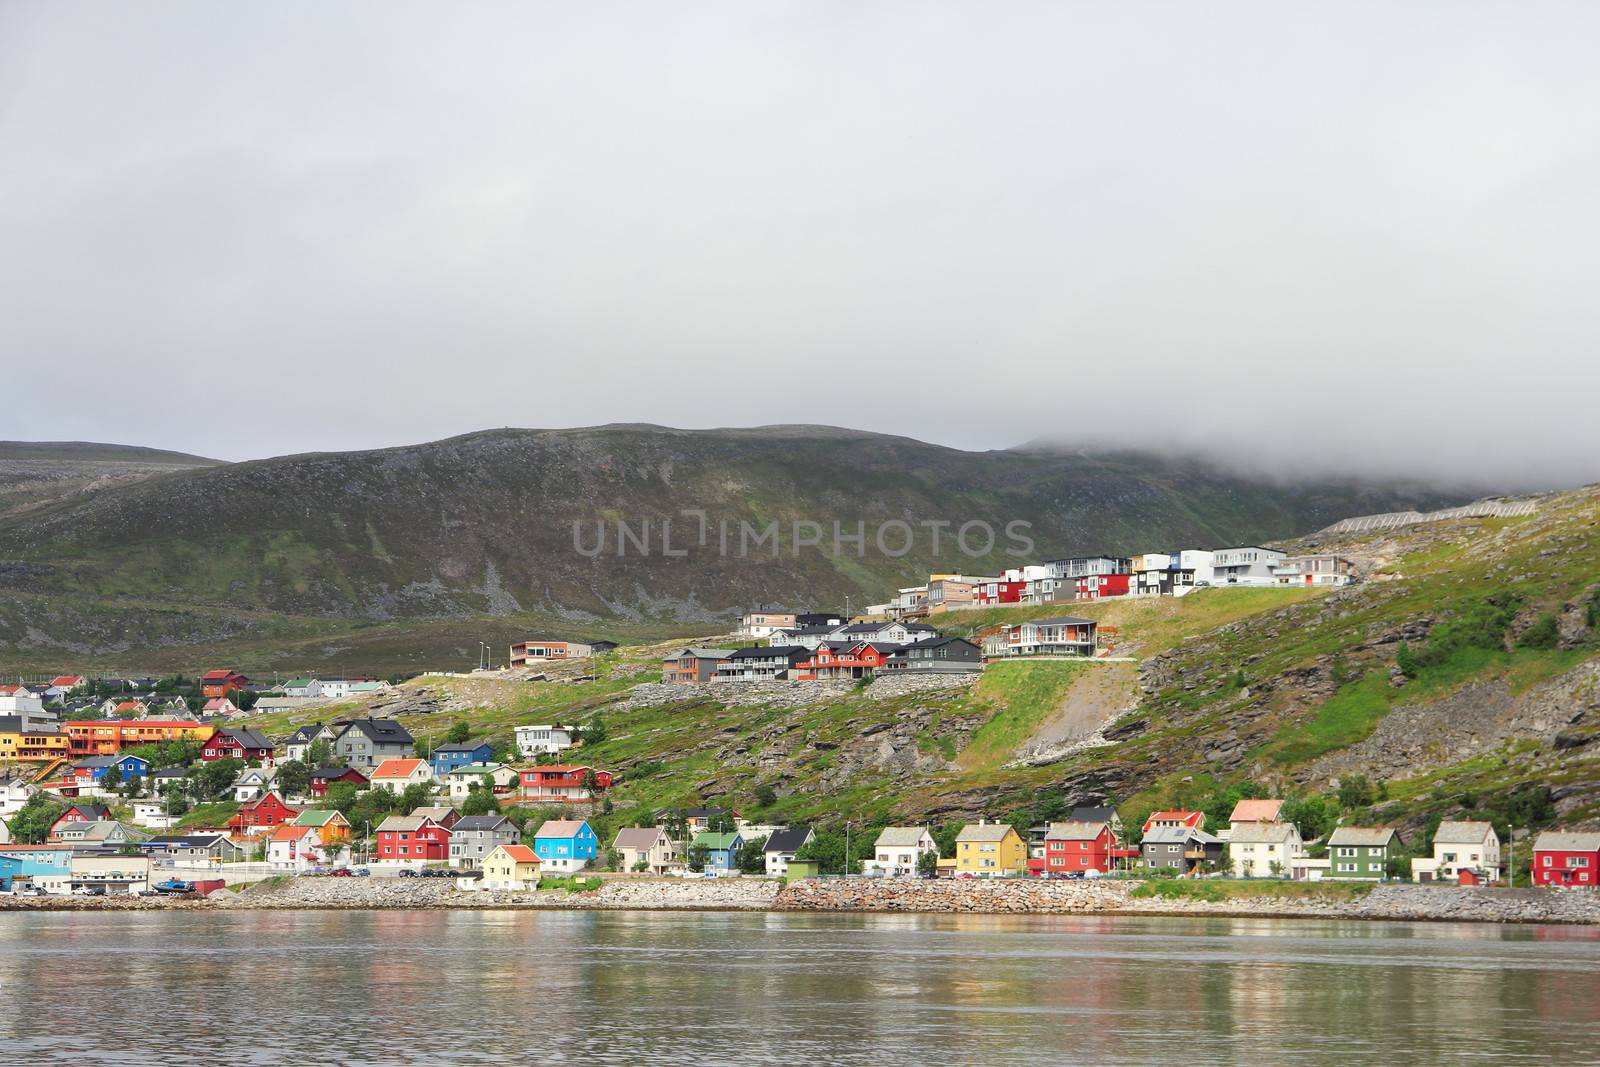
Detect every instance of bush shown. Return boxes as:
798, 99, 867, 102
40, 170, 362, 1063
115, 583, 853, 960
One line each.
1518, 613, 1560, 650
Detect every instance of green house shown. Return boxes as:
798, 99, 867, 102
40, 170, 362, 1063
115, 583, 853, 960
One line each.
786, 858, 823, 879
1326, 827, 1404, 880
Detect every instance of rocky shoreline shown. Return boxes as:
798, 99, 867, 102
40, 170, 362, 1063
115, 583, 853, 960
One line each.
4, 877, 1598, 924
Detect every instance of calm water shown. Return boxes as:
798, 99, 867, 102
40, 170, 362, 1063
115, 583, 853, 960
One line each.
0, 910, 1596, 1065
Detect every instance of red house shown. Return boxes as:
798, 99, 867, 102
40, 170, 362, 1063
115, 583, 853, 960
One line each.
519, 765, 613, 802
1142, 810, 1206, 834
1036, 820, 1119, 876
229, 791, 300, 833
309, 765, 369, 797
1075, 573, 1131, 600
200, 670, 250, 698
374, 814, 451, 864
792, 642, 897, 681
1531, 831, 1600, 887
977, 579, 1026, 606
203, 727, 275, 763
49, 803, 112, 838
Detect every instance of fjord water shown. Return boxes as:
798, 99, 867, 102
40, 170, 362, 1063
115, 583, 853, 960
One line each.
0, 911, 1595, 1064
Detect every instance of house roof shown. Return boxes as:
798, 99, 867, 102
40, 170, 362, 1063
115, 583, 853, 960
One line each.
1229, 799, 1284, 824
613, 826, 666, 851
63, 804, 112, 820
310, 765, 366, 782
270, 824, 316, 843
497, 844, 540, 864
1031, 615, 1096, 627
668, 647, 736, 660
726, 645, 807, 661
1532, 831, 1600, 853
957, 823, 1019, 844
764, 827, 812, 853
1143, 825, 1221, 845
1228, 822, 1299, 845
1146, 810, 1204, 825
693, 831, 741, 850
336, 717, 414, 745
1044, 820, 1110, 842
1069, 806, 1118, 824
410, 806, 457, 822
1432, 820, 1496, 846
535, 820, 590, 839
202, 669, 245, 681
453, 815, 513, 832
444, 762, 510, 778
433, 742, 491, 754
293, 809, 344, 828
874, 826, 930, 848
283, 679, 313, 689
287, 723, 326, 743
372, 758, 427, 779
215, 727, 273, 749
375, 815, 431, 833
1327, 827, 1399, 847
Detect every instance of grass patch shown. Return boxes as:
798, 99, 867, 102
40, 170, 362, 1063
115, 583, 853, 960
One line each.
538, 875, 603, 893
959, 661, 1086, 771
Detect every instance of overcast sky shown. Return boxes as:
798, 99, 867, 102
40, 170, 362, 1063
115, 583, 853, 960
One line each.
2, 3, 1598, 489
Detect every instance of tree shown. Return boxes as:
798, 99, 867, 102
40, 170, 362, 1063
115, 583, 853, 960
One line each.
1281, 795, 1333, 841
325, 781, 363, 814
1337, 776, 1374, 811
236, 689, 260, 712
706, 812, 736, 834
917, 850, 938, 877
445, 721, 472, 745
580, 713, 607, 746
397, 782, 434, 815
604, 848, 623, 871
189, 759, 243, 801
306, 739, 333, 769
686, 844, 710, 873
1518, 613, 1560, 650
460, 787, 500, 817
736, 835, 768, 874
275, 761, 311, 798
7, 794, 65, 844
123, 773, 144, 799
753, 783, 777, 809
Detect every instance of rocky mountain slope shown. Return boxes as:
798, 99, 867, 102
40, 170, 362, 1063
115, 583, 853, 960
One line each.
0, 424, 1466, 667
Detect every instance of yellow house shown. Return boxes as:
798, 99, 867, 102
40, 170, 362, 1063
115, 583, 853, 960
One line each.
482, 844, 542, 890
955, 821, 1027, 877
292, 809, 352, 847
0, 726, 71, 762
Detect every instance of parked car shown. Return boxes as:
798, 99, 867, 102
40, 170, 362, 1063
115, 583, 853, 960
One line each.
329, 867, 354, 877
398, 868, 418, 878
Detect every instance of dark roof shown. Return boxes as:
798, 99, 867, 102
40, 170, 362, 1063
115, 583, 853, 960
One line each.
150, 767, 187, 779
0, 716, 58, 735
452, 815, 514, 832
764, 827, 812, 853
433, 742, 491, 754
66, 804, 112, 819
337, 717, 414, 745
727, 646, 808, 661
1031, 615, 1096, 627
310, 764, 366, 781
216, 727, 274, 750
286, 723, 325, 744
1069, 806, 1118, 824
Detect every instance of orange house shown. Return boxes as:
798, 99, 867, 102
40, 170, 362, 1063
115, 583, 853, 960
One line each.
201, 670, 250, 698
292, 809, 352, 847
63, 720, 216, 757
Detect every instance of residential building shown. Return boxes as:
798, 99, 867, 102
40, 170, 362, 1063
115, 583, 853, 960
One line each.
1141, 825, 1225, 874
714, 646, 810, 681
792, 641, 899, 681
71, 753, 150, 786
370, 758, 433, 794
509, 639, 600, 667
282, 680, 323, 699
1531, 831, 1600, 888
692, 831, 745, 874
448, 815, 520, 869
428, 741, 495, 778
482, 844, 542, 890
655, 807, 739, 836
293, 809, 352, 848
0, 719, 70, 762
69, 855, 151, 895
1132, 549, 1214, 597
1210, 546, 1287, 586
738, 610, 843, 640
232, 766, 278, 802
441, 762, 520, 799
1143, 810, 1207, 834
308, 765, 369, 797
331, 718, 415, 770
267, 825, 331, 871
228, 792, 301, 835
49, 803, 112, 838
1327, 827, 1404, 880
1227, 799, 1284, 830
0, 776, 38, 816
374, 815, 451, 866
283, 722, 335, 762
533, 820, 597, 873
513, 724, 576, 758
410, 806, 462, 831
1038, 821, 1117, 877
51, 820, 148, 849
202, 697, 239, 717
138, 833, 245, 865
763, 827, 814, 877
1228, 823, 1303, 878
199, 670, 250, 698
662, 647, 736, 684
982, 617, 1098, 658
1274, 554, 1358, 587
955, 821, 1028, 877
313, 677, 383, 701
864, 827, 937, 877
613, 826, 680, 874
884, 636, 984, 673
520, 765, 611, 803
1412, 821, 1501, 883
926, 576, 989, 614
62, 719, 214, 758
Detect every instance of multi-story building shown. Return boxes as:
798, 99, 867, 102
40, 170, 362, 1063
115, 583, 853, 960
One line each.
1210, 546, 1287, 585
62, 720, 215, 758
1274, 554, 1358, 587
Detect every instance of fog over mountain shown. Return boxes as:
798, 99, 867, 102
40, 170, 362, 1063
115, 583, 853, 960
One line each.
3, 4, 1598, 488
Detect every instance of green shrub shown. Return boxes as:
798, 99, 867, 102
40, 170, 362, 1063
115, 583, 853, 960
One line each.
1518, 613, 1560, 650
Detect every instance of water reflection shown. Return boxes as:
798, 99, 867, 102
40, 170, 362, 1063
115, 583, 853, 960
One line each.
0, 911, 1594, 1064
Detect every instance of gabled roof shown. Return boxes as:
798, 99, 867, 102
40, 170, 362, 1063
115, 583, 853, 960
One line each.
692, 831, 741, 850
62, 803, 112, 820
667, 647, 736, 660
957, 823, 1019, 844
214, 727, 273, 750
534, 820, 590, 839
1069, 806, 1118, 824
371, 758, 427, 779
1044, 820, 1110, 842
375, 815, 432, 833
1143, 825, 1221, 845
293, 809, 345, 828
764, 827, 812, 853
613, 826, 666, 851
874, 826, 931, 848
410, 806, 457, 822
336, 717, 414, 745
1228, 822, 1299, 845
310, 765, 367, 782
433, 742, 491, 754
497, 844, 540, 864
452, 815, 513, 832
1432, 820, 1496, 846
1229, 799, 1284, 824
270, 824, 317, 843
1532, 831, 1600, 853
1327, 826, 1399, 847
286, 722, 326, 743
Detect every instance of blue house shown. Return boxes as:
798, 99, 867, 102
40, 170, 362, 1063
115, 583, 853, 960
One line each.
0, 846, 74, 889
692, 831, 746, 874
532, 819, 598, 872
75, 754, 152, 783
429, 741, 495, 778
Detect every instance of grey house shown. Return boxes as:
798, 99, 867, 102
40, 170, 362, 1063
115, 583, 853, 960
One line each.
331, 717, 415, 770
1210, 546, 1287, 585
714, 646, 810, 681
1141, 825, 1224, 874
448, 815, 521, 869
887, 636, 984, 673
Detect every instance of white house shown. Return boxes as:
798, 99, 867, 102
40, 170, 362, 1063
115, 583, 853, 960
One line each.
763, 827, 814, 876
612, 826, 680, 874
1211, 546, 1287, 585
863, 826, 937, 877
441, 762, 520, 799
369, 758, 433, 794
1227, 822, 1303, 878
282, 679, 323, 699
69, 855, 151, 895
514, 724, 576, 758
1412, 820, 1502, 883
233, 766, 278, 803
129, 799, 180, 829
267, 825, 331, 871
0, 776, 38, 817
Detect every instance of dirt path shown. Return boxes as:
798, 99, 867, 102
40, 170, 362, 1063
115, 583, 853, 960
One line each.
1018, 661, 1137, 759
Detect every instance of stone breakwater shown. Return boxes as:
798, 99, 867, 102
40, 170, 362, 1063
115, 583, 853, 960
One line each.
614, 672, 975, 711
210, 876, 783, 911
777, 877, 1138, 913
